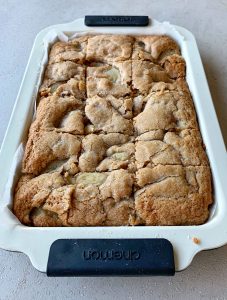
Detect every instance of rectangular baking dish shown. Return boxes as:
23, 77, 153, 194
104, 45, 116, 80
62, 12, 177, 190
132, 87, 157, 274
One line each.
0, 16, 227, 275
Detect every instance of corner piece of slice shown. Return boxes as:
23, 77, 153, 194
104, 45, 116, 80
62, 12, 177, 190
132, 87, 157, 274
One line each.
135, 165, 212, 225
86, 35, 133, 63
13, 172, 68, 226
160, 54, 186, 79
48, 36, 88, 64
132, 35, 180, 62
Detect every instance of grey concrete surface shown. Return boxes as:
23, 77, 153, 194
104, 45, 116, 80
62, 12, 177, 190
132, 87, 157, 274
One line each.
0, 0, 227, 299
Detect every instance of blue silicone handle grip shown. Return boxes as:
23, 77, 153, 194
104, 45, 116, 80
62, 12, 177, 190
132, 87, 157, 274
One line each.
85, 15, 149, 26
47, 238, 175, 277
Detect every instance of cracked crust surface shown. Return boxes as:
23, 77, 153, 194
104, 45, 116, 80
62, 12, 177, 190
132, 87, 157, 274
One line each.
13, 34, 212, 226
14, 169, 135, 226
30, 94, 84, 134
132, 35, 180, 61
132, 60, 173, 95
85, 96, 133, 135
87, 61, 131, 98
78, 133, 135, 173
135, 165, 212, 225
133, 89, 198, 135
135, 129, 208, 168
39, 62, 86, 99
86, 35, 133, 62
48, 36, 88, 64
22, 130, 81, 175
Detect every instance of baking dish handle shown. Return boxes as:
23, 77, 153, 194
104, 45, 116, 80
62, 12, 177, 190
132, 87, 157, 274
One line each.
84, 15, 149, 26
47, 238, 175, 277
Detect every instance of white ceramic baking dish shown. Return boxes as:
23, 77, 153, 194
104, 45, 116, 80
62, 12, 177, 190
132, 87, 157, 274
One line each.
0, 17, 227, 275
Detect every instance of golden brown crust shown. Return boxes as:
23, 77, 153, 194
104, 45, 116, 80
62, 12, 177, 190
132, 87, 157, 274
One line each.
86, 35, 133, 62
13, 172, 67, 225
86, 61, 131, 98
161, 54, 186, 79
135, 196, 210, 225
13, 34, 213, 227
85, 95, 133, 135
135, 165, 212, 225
78, 133, 135, 173
135, 129, 208, 168
22, 131, 81, 175
31, 94, 84, 134
14, 170, 134, 226
133, 89, 198, 135
132, 35, 180, 61
39, 63, 86, 99
132, 60, 173, 95
49, 36, 88, 64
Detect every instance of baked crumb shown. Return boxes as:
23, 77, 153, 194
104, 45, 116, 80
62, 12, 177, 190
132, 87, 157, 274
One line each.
192, 237, 201, 244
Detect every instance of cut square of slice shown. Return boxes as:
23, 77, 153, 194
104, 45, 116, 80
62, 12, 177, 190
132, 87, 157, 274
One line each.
85, 96, 133, 135
132, 60, 173, 95
87, 61, 131, 98
48, 36, 88, 64
135, 165, 212, 225
135, 129, 208, 168
132, 35, 180, 62
86, 35, 133, 63
31, 94, 84, 135
78, 133, 135, 173
39, 62, 85, 99
13, 172, 68, 226
133, 89, 198, 135
67, 169, 135, 226
22, 130, 82, 175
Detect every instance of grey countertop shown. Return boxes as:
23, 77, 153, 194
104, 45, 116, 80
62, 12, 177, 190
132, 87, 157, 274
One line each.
0, 1, 227, 299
